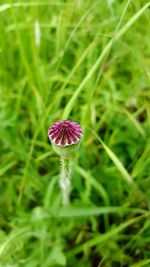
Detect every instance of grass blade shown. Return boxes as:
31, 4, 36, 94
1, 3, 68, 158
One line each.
70, 214, 148, 255
92, 130, 133, 184
62, 2, 150, 118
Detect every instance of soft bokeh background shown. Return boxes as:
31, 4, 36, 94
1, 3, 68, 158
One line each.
0, 1, 150, 266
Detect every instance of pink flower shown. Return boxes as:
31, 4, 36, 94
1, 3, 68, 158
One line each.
48, 120, 83, 147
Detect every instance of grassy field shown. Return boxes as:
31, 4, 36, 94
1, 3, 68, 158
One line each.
0, 0, 150, 266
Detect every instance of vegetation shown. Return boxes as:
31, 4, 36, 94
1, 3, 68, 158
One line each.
0, 1, 150, 266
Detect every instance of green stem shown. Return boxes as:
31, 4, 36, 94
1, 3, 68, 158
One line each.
60, 157, 72, 205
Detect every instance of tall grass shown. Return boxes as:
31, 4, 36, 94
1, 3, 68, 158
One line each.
0, 1, 150, 266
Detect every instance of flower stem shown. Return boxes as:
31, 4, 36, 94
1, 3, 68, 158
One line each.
59, 157, 72, 205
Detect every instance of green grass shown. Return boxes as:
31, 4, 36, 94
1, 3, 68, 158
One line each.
0, 0, 150, 266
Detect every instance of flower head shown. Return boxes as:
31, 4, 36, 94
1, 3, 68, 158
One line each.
48, 120, 83, 157
48, 120, 83, 146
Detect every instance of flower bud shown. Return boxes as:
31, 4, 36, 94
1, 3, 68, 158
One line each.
48, 120, 83, 158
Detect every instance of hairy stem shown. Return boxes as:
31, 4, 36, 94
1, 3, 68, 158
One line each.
59, 157, 72, 205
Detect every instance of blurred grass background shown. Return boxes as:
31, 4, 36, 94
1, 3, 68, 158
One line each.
0, 0, 150, 266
